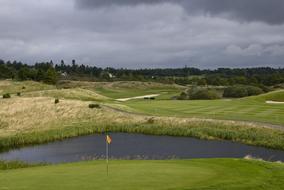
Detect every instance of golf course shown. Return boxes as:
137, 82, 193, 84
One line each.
1, 159, 284, 190
1, 80, 284, 189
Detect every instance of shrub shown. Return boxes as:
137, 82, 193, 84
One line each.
17, 92, 21, 96
54, 99, 59, 104
3, 93, 11, 99
246, 86, 264, 96
22, 86, 26, 89
177, 92, 188, 100
150, 97, 155, 100
144, 97, 149, 100
89, 103, 101, 109
223, 85, 263, 98
147, 117, 155, 124
189, 89, 220, 100
178, 87, 220, 100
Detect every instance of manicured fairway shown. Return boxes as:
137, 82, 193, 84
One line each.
0, 159, 283, 190
124, 91, 284, 125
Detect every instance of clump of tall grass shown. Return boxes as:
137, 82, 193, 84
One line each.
3, 93, 11, 99
54, 98, 59, 104
0, 160, 44, 170
89, 103, 101, 109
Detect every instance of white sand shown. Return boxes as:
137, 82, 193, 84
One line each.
266, 100, 284, 104
116, 94, 160, 102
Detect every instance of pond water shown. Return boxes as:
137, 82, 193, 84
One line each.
0, 133, 284, 163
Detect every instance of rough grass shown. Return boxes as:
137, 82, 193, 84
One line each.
0, 159, 283, 190
0, 80, 54, 95
124, 90, 284, 125
57, 80, 183, 99
23, 88, 110, 101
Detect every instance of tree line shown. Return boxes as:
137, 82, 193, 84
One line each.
0, 59, 284, 86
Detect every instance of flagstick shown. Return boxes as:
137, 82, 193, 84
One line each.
106, 136, 108, 176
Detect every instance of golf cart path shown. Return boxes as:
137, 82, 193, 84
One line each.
116, 94, 160, 102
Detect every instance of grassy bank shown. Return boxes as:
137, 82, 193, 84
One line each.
1, 114, 284, 152
1, 159, 283, 190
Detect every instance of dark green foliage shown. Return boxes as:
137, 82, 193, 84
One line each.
150, 97, 155, 100
3, 93, 11, 99
1, 59, 284, 86
89, 103, 101, 109
54, 99, 59, 104
178, 87, 220, 100
223, 85, 263, 98
246, 86, 264, 96
177, 92, 188, 100
17, 92, 21, 96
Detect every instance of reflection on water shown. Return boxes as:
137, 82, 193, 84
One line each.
0, 133, 284, 163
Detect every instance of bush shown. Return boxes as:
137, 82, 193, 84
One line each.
246, 86, 264, 96
17, 92, 21, 96
89, 103, 101, 109
223, 85, 263, 98
150, 97, 155, 100
54, 99, 59, 104
177, 92, 188, 100
189, 89, 220, 100
3, 93, 11, 99
22, 86, 26, 89
178, 87, 220, 100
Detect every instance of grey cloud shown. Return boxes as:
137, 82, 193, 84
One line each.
0, 0, 284, 69
76, 0, 284, 25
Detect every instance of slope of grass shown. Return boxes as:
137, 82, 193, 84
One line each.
0, 80, 54, 95
124, 90, 284, 125
23, 88, 110, 101
0, 159, 283, 190
249, 90, 284, 102
57, 80, 183, 99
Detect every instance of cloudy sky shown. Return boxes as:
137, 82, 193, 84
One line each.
1, 0, 284, 68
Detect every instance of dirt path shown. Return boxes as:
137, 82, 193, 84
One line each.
116, 94, 160, 102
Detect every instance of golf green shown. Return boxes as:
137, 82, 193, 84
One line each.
1, 159, 283, 190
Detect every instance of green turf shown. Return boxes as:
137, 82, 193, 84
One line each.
0, 159, 283, 190
124, 91, 284, 125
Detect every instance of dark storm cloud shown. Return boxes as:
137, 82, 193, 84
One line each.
76, 0, 284, 25
0, 0, 284, 69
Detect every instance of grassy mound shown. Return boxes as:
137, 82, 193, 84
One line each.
251, 90, 284, 102
0, 159, 283, 190
23, 88, 109, 101
0, 80, 54, 95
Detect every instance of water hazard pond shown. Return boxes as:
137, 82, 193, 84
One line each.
1, 133, 284, 163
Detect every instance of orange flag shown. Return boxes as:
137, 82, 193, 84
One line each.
106, 135, 112, 144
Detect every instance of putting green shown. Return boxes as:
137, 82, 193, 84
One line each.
1, 159, 283, 190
